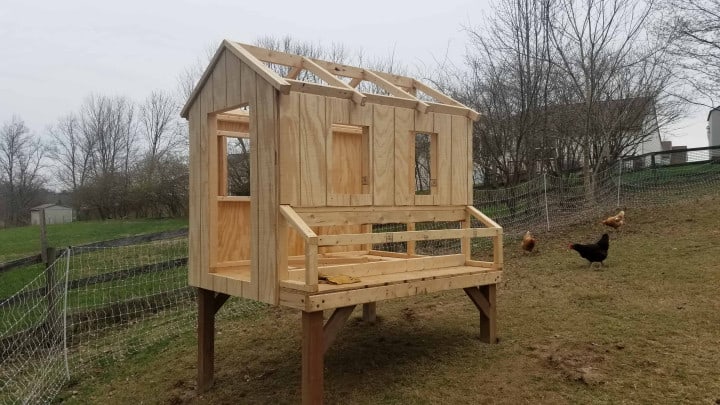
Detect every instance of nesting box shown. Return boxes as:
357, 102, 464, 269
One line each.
181, 40, 503, 403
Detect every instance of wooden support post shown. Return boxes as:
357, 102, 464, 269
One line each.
302, 310, 324, 405
464, 285, 498, 344
362, 302, 377, 324
197, 288, 230, 393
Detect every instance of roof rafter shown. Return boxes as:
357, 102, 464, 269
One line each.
362, 69, 429, 114
301, 57, 366, 106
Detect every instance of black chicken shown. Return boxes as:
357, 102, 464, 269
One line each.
569, 233, 609, 268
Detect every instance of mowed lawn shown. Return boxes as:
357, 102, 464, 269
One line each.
60, 196, 720, 404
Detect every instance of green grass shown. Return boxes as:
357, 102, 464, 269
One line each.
0, 218, 187, 299
0, 218, 188, 262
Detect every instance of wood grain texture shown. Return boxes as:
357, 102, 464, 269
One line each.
302, 310, 324, 405
216, 201, 251, 261
242, 63, 259, 301
199, 84, 213, 291
372, 104, 394, 206
434, 113, 452, 206
256, 78, 279, 304
394, 107, 414, 206
299, 93, 327, 207
279, 93, 301, 205
212, 50, 227, 112
451, 115, 469, 205
225, 49, 243, 109
188, 103, 201, 287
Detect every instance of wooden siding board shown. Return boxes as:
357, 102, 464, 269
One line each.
212, 50, 228, 112
451, 115, 469, 205
279, 93, 301, 205
199, 85, 214, 291
226, 49, 244, 108
188, 103, 201, 287
242, 63, 260, 301
394, 108, 414, 206
256, 78, 279, 304
434, 113, 452, 205
299, 93, 327, 207
372, 104, 394, 206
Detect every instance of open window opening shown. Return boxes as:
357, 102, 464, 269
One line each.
414, 132, 438, 196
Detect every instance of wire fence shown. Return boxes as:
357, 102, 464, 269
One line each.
1, 146, 720, 404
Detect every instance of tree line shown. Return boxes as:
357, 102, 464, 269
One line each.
1, 0, 718, 227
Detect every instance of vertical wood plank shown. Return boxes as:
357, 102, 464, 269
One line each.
225, 50, 243, 108
199, 84, 214, 291
350, 102, 373, 197
302, 311, 324, 405
279, 93, 301, 205
467, 119, 474, 205
327, 98, 351, 206
208, 113, 219, 276
434, 114, 452, 206
256, 78, 279, 305
451, 115, 469, 205
212, 50, 227, 113
299, 93, 327, 207
394, 107, 414, 206
242, 63, 259, 301
372, 104, 394, 206
188, 103, 201, 287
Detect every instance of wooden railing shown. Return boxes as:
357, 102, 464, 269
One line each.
279, 205, 503, 292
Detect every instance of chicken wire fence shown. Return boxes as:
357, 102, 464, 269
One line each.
2, 146, 720, 404
0, 238, 264, 405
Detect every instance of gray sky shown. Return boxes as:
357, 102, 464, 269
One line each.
0, 0, 710, 148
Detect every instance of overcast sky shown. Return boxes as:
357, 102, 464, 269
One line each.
0, 0, 711, 148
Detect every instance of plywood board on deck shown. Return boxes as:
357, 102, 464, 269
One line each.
280, 268, 502, 311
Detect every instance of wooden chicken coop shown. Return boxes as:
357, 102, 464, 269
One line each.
181, 40, 503, 404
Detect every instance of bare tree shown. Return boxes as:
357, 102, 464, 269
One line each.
48, 113, 92, 192
140, 90, 180, 160
547, 0, 681, 197
433, 0, 555, 187
662, 0, 720, 107
0, 116, 47, 225
76, 94, 138, 219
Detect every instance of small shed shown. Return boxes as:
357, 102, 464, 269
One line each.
30, 204, 74, 225
181, 40, 503, 404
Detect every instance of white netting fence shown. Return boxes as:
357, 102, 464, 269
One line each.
1, 147, 720, 404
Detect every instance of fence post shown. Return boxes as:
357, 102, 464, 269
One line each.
617, 158, 623, 207
40, 209, 60, 342
543, 172, 550, 231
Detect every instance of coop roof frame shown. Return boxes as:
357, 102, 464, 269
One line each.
181, 40, 480, 121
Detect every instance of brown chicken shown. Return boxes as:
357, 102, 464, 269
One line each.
521, 231, 537, 253
602, 210, 625, 229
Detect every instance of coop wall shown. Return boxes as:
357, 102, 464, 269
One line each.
188, 47, 280, 304
278, 93, 474, 209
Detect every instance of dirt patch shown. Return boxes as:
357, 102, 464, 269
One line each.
530, 341, 609, 385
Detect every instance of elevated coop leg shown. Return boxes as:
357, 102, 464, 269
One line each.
464, 285, 498, 343
302, 305, 356, 405
197, 288, 230, 392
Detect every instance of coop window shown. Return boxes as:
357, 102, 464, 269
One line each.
328, 123, 371, 200
216, 109, 251, 197
414, 132, 438, 195
224, 137, 251, 196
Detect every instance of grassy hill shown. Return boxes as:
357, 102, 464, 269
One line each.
55, 196, 720, 404
0, 218, 187, 298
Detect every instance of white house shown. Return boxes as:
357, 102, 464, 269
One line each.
30, 204, 74, 225
708, 106, 720, 158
